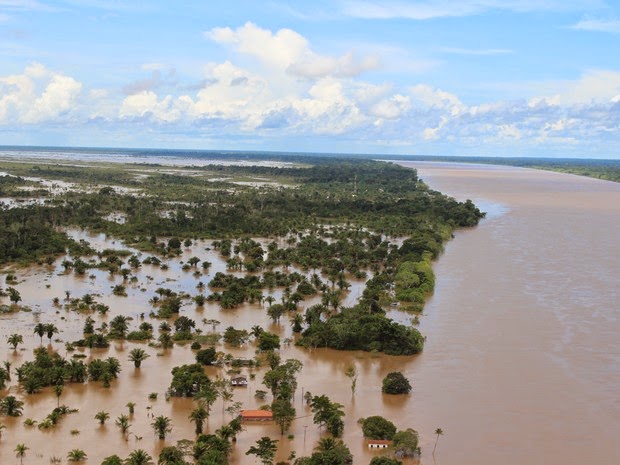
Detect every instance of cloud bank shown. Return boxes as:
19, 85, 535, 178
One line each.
1, 23, 619, 155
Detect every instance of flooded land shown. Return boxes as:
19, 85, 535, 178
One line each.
1, 157, 618, 465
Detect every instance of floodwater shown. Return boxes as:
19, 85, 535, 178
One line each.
1, 162, 619, 465
399, 162, 620, 465
0, 230, 413, 465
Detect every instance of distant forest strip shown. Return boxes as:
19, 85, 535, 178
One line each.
0, 158, 484, 266
381, 155, 620, 183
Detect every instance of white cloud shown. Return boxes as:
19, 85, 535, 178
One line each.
410, 84, 465, 115
206, 22, 309, 71
530, 69, 620, 105
119, 91, 181, 123
205, 22, 379, 79
570, 18, 620, 34
0, 62, 82, 124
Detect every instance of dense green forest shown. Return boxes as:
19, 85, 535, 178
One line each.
0, 156, 483, 354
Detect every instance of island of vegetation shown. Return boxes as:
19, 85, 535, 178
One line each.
0, 150, 482, 465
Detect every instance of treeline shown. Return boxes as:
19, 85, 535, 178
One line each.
0, 206, 79, 265
34, 160, 484, 239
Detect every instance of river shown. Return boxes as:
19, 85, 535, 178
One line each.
399, 162, 620, 465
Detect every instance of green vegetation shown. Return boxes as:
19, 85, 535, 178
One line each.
381, 372, 412, 395
360, 416, 397, 440
0, 153, 483, 463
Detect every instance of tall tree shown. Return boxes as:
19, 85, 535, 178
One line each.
345, 365, 358, 396
44, 323, 58, 343
433, 427, 443, 455
246, 437, 278, 465
272, 399, 296, 435
14, 443, 28, 465
33, 323, 45, 344
189, 404, 208, 435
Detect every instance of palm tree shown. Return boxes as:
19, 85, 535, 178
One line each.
189, 404, 208, 435
128, 348, 150, 368
100, 455, 123, 465
15, 443, 28, 465
433, 427, 444, 455
67, 449, 87, 462
7, 333, 23, 350
44, 323, 59, 343
3, 361, 11, 381
54, 383, 64, 407
126, 401, 136, 415
216, 425, 235, 442
0, 395, 24, 416
95, 411, 110, 425
7, 287, 21, 304
152, 415, 172, 440
33, 323, 45, 344
316, 437, 337, 452
110, 315, 129, 339
125, 449, 154, 465
115, 414, 131, 437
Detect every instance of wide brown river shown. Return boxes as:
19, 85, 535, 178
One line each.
401, 162, 620, 465
1, 161, 619, 464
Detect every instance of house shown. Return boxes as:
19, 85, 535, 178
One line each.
367, 440, 392, 449
240, 409, 273, 421
231, 376, 248, 387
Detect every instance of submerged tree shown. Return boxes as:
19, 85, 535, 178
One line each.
15, 443, 28, 465
433, 427, 444, 455
128, 348, 150, 368
7, 333, 23, 350
246, 437, 278, 465
152, 415, 172, 440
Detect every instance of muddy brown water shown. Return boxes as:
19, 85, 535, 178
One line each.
1, 162, 619, 464
400, 162, 620, 465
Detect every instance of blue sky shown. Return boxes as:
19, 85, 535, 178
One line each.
1, 0, 620, 157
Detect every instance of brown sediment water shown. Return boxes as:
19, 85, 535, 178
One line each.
399, 162, 620, 465
1, 162, 619, 465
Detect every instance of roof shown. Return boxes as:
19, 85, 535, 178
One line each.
241, 410, 273, 418
367, 439, 393, 445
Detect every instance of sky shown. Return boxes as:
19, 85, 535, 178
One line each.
1, 0, 620, 158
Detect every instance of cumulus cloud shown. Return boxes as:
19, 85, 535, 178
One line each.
205, 22, 379, 79
1, 24, 619, 156
0, 62, 82, 124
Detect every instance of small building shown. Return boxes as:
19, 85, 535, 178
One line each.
367, 440, 392, 449
231, 376, 248, 387
240, 409, 273, 421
